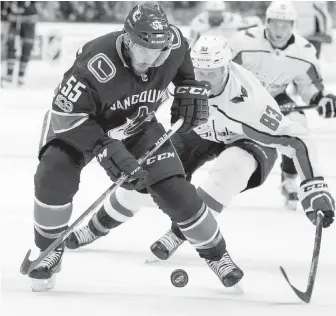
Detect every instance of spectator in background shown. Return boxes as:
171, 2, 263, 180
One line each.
1, 1, 38, 87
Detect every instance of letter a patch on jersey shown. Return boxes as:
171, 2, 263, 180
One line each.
230, 86, 248, 103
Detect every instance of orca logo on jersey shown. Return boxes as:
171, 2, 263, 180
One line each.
108, 106, 155, 140
230, 85, 248, 103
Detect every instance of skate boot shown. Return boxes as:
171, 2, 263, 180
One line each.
206, 251, 244, 288
1, 75, 14, 88
28, 245, 64, 292
280, 172, 299, 210
18, 76, 25, 87
65, 216, 109, 249
150, 229, 185, 260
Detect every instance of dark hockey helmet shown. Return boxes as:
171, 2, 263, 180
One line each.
124, 4, 173, 50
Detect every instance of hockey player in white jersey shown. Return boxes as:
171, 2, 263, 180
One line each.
189, 1, 262, 47
66, 36, 334, 277
229, 0, 336, 209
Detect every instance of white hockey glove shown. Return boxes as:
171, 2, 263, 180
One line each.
311, 91, 336, 118
299, 177, 335, 228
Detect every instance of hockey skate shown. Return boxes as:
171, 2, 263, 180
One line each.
280, 172, 299, 210
206, 251, 244, 288
150, 229, 185, 260
28, 245, 64, 292
1, 75, 15, 88
65, 217, 108, 249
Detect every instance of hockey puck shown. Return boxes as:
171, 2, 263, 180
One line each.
170, 269, 188, 287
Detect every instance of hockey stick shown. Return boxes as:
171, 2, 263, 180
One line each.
20, 117, 184, 275
280, 211, 324, 303
279, 103, 316, 113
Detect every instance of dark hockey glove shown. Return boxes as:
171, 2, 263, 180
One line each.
96, 139, 147, 190
171, 80, 211, 133
298, 177, 335, 228
311, 91, 336, 118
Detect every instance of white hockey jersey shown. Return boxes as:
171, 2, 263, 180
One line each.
189, 12, 262, 47
229, 27, 324, 104
194, 62, 320, 181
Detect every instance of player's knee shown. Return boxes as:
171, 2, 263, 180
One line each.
149, 175, 203, 222
34, 141, 83, 205
200, 147, 257, 208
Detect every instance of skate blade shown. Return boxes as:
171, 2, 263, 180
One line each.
31, 275, 56, 292
145, 255, 160, 264
232, 282, 244, 294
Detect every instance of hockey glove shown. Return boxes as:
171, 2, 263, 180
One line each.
298, 177, 335, 228
311, 91, 336, 118
96, 139, 147, 190
171, 80, 210, 133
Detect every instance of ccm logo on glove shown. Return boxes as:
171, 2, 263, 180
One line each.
304, 182, 328, 192
175, 86, 211, 96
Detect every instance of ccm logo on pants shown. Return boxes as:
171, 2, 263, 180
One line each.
146, 152, 175, 165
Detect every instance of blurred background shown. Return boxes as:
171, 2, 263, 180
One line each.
1, 1, 336, 88
2, 1, 335, 25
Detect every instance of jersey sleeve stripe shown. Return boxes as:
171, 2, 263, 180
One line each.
216, 107, 314, 179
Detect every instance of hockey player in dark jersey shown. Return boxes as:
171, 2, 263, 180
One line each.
1, 1, 38, 87
28, 4, 243, 292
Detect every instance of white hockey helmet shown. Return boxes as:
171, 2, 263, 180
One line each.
266, 1, 296, 22
265, 1, 296, 48
191, 36, 232, 69
191, 36, 232, 95
205, 1, 226, 12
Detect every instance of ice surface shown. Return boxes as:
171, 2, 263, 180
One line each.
1, 58, 336, 316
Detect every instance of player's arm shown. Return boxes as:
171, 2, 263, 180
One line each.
224, 98, 334, 227
52, 65, 145, 189
51, 66, 105, 154
169, 27, 210, 133
294, 45, 336, 118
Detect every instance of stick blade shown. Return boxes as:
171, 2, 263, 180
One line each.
280, 266, 311, 303
20, 249, 33, 275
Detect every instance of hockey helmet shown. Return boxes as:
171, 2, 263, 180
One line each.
124, 4, 173, 50
191, 36, 232, 95
265, 1, 296, 48
205, 1, 226, 12
205, 1, 226, 27
266, 1, 296, 22
191, 36, 232, 69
